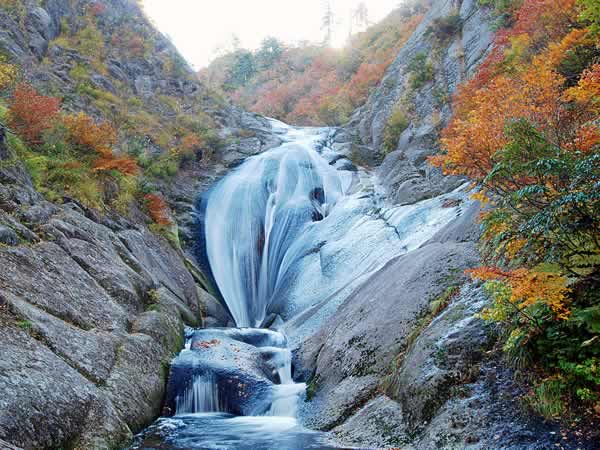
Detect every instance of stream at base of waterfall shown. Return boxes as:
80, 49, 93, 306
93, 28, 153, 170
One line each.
131, 121, 471, 449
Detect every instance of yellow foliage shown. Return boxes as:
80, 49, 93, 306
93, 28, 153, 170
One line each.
470, 190, 491, 204
564, 63, 600, 111
504, 238, 527, 259
0, 56, 17, 90
469, 267, 571, 319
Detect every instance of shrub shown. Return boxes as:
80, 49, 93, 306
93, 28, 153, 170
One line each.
382, 107, 409, 152
579, 0, 600, 36
407, 52, 434, 89
426, 12, 463, 42
146, 153, 178, 179
69, 64, 89, 82
76, 22, 105, 58
63, 112, 116, 154
144, 193, 171, 225
93, 148, 139, 176
7, 84, 61, 145
0, 55, 17, 91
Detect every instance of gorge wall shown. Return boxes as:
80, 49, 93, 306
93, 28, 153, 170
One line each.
289, 0, 579, 448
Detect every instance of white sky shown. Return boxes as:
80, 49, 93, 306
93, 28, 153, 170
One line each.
142, 0, 403, 69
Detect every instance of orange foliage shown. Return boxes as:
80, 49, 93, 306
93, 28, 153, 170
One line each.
93, 148, 139, 176
127, 36, 146, 58
206, 8, 424, 125
432, 65, 565, 178
564, 64, 600, 110
468, 267, 571, 319
453, 0, 579, 103
569, 123, 600, 153
181, 134, 204, 152
432, 5, 595, 179
64, 112, 117, 152
7, 84, 61, 145
345, 62, 388, 105
64, 112, 138, 176
144, 193, 171, 225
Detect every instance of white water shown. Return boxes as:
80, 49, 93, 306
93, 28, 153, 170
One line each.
133, 121, 471, 449
205, 123, 349, 327
206, 121, 469, 335
175, 374, 221, 415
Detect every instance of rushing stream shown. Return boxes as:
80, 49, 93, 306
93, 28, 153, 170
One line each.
131, 121, 471, 449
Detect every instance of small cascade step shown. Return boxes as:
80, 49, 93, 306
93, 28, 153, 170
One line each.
175, 374, 222, 414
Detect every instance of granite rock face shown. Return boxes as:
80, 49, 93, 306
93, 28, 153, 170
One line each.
0, 2, 277, 445
346, 0, 494, 205
0, 103, 204, 449
296, 239, 480, 432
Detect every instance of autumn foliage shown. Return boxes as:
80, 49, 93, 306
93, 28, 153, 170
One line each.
201, 7, 424, 125
64, 112, 117, 152
4, 83, 140, 209
0, 55, 17, 91
7, 83, 61, 144
144, 193, 171, 226
468, 267, 571, 319
62, 112, 138, 176
432, 0, 600, 416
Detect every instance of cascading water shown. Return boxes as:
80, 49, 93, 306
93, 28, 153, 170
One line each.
204, 124, 350, 328
131, 120, 471, 449
175, 374, 221, 415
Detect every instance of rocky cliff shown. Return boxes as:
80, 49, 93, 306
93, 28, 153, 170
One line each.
0, 0, 271, 448
346, 0, 493, 205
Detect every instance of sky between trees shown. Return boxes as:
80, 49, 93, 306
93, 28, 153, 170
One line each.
142, 0, 403, 69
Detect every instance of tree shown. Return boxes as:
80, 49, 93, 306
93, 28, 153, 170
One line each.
7, 84, 61, 145
256, 37, 284, 70
431, 0, 600, 417
226, 50, 256, 88
352, 2, 369, 32
321, 1, 335, 46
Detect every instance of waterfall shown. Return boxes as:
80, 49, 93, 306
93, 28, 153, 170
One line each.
132, 120, 470, 449
175, 374, 221, 414
205, 124, 347, 327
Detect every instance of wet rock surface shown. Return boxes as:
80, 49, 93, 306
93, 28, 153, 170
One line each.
132, 327, 344, 450
295, 240, 480, 433
164, 328, 288, 417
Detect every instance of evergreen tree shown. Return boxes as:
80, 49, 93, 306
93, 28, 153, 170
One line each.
256, 37, 284, 70
321, 1, 334, 46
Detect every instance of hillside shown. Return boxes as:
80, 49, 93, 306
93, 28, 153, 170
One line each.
0, 0, 275, 448
200, 1, 431, 126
